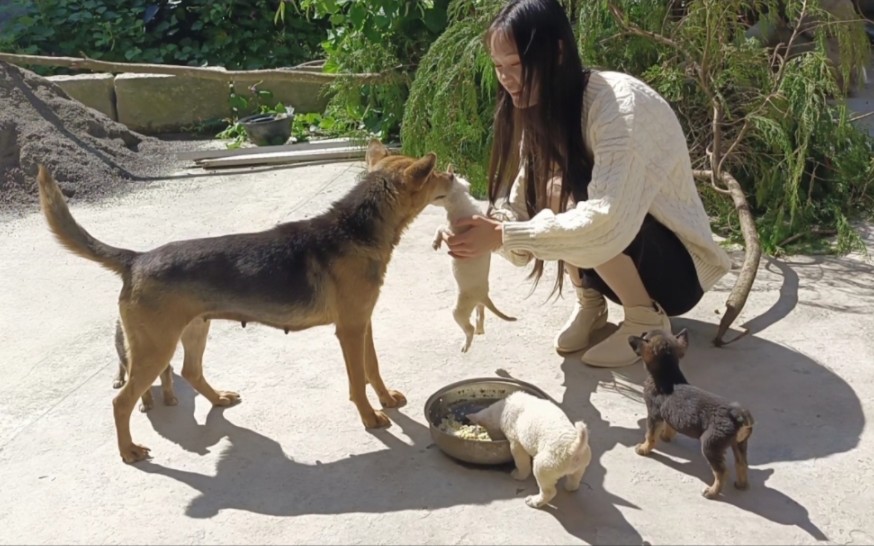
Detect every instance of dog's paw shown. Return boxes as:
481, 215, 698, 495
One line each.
362, 409, 392, 429
163, 394, 179, 407
634, 443, 653, 456
112, 378, 125, 389
702, 486, 720, 499
511, 468, 530, 481
379, 389, 407, 409
120, 443, 151, 464
524, 495, 547, 509
138, 399, 154, 413
734, 480, 749, 490
214, 391, 241, 407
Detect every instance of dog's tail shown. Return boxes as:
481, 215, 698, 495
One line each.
733, 406, 754, 444
483, 296, 517, 322
37, 165, 137, 276
571, 420, 589, 454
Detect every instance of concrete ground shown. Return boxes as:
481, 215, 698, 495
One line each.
1, 158, 872, 546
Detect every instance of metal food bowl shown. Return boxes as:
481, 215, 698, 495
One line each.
424, 377, 550, 465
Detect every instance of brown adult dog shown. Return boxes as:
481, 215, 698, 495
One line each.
628, 329, 754, 499
37, 140, 455, 463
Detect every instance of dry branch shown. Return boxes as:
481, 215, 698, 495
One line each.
0, 52, 404, 85
693, 169, 762, 346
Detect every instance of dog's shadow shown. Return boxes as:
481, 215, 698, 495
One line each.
623, 420, 828, 540
139, 386, 534, 520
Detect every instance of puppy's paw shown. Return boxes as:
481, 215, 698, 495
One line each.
113, 378, 125, 389
119, 443, 151, 464
734, 479, 749, 490
138, 399, 154, 413
362, 409, 392, 429
511, 468, 530, 481
660, 426, 676, 442
475, 325, 485, 335
524, 495, 547, 509
379, 389, 407, 409
634, 443, 653, 456
163, 394, 179, 407
214, 390, 241, 407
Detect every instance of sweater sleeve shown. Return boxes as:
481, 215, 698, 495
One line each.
500, 84, 659, 270
487, 161, 535, 267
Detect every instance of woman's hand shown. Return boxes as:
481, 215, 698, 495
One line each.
445, 215, 503, 259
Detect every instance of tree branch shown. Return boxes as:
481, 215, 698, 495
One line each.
693, 169, 762, 346
0, 52, 405, 85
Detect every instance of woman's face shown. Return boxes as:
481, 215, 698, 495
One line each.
490, 30, 537, 108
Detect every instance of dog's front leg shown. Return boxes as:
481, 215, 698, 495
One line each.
364, 321, 406, 408
336, 322, 391, 429
432, 226, 450, 251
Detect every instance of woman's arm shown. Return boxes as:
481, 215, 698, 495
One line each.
499, 83, 660, 270
487, 163, 534, 266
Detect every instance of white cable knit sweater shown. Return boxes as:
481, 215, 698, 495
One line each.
490, 70, 732, 292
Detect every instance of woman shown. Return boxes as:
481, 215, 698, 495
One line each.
445, 0, 731, 368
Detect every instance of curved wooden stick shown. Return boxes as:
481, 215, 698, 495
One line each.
693, 169, 762, 346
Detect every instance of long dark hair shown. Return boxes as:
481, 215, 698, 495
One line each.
485, 0, 592, 297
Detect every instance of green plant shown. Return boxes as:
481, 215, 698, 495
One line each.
0, 0, 329, 74
281, 0, 451, 141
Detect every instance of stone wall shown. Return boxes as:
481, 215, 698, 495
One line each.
47, 71, 330, 134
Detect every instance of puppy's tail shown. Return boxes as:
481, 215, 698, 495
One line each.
483, 296, 517, 322
37, 165, 136, 276
570, 420, 589, 454
733, 406, 754, 444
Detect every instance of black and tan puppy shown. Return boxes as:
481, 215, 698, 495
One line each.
628, 329, 754, 499
37, 139, 455, 463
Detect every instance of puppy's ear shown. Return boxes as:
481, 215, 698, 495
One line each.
365, 139, 390, 171
447, 163, 455, 175
628, 335, 646, 356
675, 329, 689, 357
404, 152, 437, 187
465, 412, 482, 425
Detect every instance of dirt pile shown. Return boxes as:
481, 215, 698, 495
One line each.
0, 60, 189, 213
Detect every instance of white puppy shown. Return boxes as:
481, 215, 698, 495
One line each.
467, 391, 591, 508
431, 173, 516, 352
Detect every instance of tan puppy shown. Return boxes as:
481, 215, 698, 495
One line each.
467, 391, 591, 508
431, 174, 517, 352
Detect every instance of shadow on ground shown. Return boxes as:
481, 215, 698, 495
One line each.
136, 259, 862, 545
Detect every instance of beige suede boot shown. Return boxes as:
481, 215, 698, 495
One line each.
553, 286, 608, 355
581, 301, 671, 368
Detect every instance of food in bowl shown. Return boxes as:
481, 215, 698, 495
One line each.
438, 415, 492, 441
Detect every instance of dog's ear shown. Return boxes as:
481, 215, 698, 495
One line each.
404, 152, 437, 186
675, 328, 689, 357
447, 163, 455, 175
465, 412, 482, 425
365, 139, 390, 171
628, 335, 646, 356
